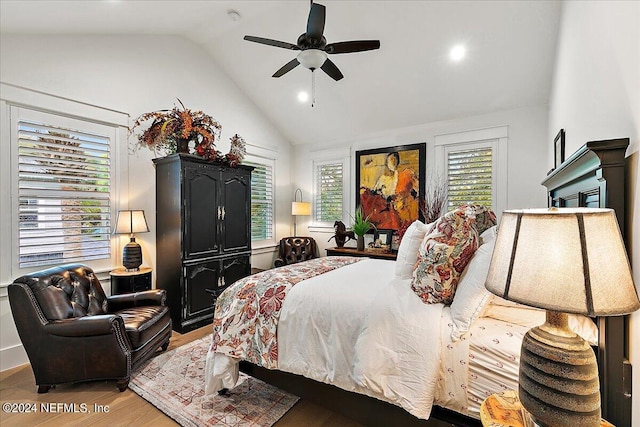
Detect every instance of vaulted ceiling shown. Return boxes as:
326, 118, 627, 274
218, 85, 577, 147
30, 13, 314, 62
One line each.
0, 1, 561, 145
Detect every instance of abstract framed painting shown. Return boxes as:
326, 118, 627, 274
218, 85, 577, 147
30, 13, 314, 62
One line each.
355, 143, 426, 233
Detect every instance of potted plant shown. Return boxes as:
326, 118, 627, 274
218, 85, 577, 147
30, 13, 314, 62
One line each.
351, 207, 375, 251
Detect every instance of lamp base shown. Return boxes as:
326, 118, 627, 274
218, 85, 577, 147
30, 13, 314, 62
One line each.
122, 237, 142, 271
519, 311, 600, 427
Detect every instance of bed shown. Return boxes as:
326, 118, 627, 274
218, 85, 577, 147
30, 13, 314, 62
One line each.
204, 138, 631, 427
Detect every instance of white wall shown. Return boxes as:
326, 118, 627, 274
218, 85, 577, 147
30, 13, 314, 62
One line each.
293, 105, 549, 255
0, 34, 292, 371
548, 1, 640, 424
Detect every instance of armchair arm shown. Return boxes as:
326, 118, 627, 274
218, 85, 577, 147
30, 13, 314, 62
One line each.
107, 289, 166, 312
44, 314, 122, 337
274, 258, 286, 268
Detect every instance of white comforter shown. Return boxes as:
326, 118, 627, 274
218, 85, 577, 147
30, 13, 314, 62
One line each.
207, 258, 446, 419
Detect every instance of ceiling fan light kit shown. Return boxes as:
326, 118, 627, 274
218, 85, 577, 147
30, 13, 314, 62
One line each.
297, 49, 327, 70
243, 1, 380, 83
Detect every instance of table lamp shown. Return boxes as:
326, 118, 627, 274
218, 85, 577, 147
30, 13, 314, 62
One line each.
291, 188, 311, 236
114, 209, 149, 271
485, 208, 639, 427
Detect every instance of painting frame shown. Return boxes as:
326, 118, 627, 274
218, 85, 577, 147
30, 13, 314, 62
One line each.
355, 143, 426, 234
554, 129, 565, 170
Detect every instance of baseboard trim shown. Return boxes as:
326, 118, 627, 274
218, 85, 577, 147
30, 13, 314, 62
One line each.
1, 343, 28, 372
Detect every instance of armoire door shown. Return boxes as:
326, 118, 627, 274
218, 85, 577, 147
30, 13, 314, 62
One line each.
220, 170, 251, 254
183, 259, 219, 323
183, 164, 221, 259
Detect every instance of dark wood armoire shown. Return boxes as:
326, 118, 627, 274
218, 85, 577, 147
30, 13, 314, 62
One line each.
153, 154, 253, 333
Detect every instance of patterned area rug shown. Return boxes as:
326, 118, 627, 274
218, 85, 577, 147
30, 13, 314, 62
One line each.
129, 336, 299, 427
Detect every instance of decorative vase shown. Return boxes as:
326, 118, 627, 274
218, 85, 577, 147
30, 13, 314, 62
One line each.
357, 235, 365, 251
177, 139, 191, 154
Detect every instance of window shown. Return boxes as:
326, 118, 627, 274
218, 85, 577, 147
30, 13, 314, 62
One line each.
16, 116, 112, 268
435, 126, 507, 216
245, 159, 274, 243
446, 146, 493, 210
315, 161, 344, 224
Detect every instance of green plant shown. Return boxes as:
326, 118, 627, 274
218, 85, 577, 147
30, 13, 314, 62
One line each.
350, 207, 375, 237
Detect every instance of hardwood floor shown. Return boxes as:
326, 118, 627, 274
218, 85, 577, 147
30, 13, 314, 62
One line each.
0, 325, 361, 427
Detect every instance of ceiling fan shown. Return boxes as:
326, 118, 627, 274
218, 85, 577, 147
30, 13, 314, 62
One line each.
243, 1, 380, 81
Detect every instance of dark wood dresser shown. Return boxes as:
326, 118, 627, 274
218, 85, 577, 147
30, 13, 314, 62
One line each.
154, 154, 253, 333
325, 246, 397, 260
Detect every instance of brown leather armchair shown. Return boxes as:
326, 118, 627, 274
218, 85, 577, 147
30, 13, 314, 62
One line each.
274, 236, 319, 267
8, 263, 172, 393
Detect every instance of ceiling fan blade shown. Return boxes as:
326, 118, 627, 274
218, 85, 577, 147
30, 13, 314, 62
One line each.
273, 58, 300, 78
306, 3, 326, 41
244, 35, 300, 50
325, 40, 381, 54
320, 58, 343, 81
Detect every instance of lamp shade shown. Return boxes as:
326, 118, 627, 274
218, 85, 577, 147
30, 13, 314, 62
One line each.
291, 202, 311, 216
114, 210, 149, 235
485, 208, 640, 316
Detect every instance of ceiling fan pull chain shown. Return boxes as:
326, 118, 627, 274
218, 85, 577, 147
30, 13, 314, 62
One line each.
312, 70, 316, 107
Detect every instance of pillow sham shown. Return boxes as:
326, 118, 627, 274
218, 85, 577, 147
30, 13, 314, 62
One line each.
449, 225, 497, 341
411, 206, 480, 305
395, 220, 432, 279
482, 303, 599, 346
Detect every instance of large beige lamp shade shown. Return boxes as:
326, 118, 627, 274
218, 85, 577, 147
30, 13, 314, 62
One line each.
114, 210, 150, 271
485, 208, 639, 427
291, 188, 311, 236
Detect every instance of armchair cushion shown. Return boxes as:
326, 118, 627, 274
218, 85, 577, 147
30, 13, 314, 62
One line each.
116, 306, 171, 349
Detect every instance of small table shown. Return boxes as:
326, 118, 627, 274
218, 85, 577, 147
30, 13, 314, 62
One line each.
325, 247, 397, 261
110, 267, 152, 295
480, 390, 613, 427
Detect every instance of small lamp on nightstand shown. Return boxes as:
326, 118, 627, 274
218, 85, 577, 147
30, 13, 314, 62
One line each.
114, 209, 149, 271
291, 188, 311, 236
485, 208, 640, 427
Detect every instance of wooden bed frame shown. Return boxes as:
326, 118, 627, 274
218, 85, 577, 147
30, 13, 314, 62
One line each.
541, 137, 631, 427
240, 138, 632, 427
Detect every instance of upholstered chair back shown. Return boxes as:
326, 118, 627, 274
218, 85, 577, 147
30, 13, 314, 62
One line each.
15, 264, 108, 320
274, 236, 319, 267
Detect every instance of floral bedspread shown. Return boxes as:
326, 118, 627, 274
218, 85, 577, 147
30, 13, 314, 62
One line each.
211, 256, 363, 369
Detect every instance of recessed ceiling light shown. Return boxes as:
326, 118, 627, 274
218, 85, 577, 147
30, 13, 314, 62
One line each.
450, 44, 466, 62
298, 91, 309, 103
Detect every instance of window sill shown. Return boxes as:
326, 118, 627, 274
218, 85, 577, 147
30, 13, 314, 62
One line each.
252, 244, 277, 254
308, 225, 336, 234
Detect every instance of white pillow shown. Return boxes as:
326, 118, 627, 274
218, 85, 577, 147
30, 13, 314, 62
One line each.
449, 226, 497, 341
395, 220, 432, 279
482, 303, 599, 346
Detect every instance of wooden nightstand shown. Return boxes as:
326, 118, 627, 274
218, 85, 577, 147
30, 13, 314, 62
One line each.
480, 390, 613, 427
110, 267, 152, 295
325, 247, 397, 260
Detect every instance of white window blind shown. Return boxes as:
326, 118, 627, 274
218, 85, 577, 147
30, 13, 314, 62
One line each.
315, 162, 343, 223
447, 147, 492, 211
245, 160, 274, 241
17, 119, 111, 268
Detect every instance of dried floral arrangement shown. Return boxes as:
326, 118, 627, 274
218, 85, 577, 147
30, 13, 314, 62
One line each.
420, 173, 448, 224
129, 99, 246, 166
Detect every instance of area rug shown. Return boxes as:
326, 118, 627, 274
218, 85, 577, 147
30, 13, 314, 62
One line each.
129, 336, 299, 427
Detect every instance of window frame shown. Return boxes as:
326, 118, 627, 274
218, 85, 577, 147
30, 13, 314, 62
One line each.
434, 126, 508, 216
244, 154, 276, 249
1, 83, 127, 283
311, 156, 349, 230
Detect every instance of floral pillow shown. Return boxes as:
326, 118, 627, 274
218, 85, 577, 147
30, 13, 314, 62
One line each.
411, 205, 494, 305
